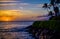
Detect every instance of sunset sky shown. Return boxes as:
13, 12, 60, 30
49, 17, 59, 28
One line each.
0, 0, 50, 21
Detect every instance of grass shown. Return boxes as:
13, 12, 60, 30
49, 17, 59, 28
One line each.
32, 20, 60, 32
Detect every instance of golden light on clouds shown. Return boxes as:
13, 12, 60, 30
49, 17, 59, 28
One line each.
0, 10, 23, 21
0, 0, 13, 1
0, 0, 18, 2
0, 10, 42, 21
0, 16, 15, 21
0, 10, 23, 16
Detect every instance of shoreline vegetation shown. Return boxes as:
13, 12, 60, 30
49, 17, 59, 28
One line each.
26, 16, 60, 39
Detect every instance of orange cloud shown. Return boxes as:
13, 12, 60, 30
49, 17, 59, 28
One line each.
0, 10, 24, 21
0, 4, 17, 6
0, 10, 23, 16
0, 0, 19, 2
0, 10, 37, 21
0, 10, 43, 21
0, 16, 15, 21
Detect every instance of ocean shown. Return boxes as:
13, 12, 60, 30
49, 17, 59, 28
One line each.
0, 21, 35, 39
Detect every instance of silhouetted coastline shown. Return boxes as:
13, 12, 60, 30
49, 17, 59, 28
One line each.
26, 15, 60, 39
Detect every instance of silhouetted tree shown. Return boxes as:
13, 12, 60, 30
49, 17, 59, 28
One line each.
50, 0, 60, 5
55, 0, 60, 4
54, 6, 59, 16
43, 0, 60, 16
42, 3, 50, 12
43, 3, 48, 8
48, 11, 53, 16
51, 0, 60, 16
50, 0, 55, 6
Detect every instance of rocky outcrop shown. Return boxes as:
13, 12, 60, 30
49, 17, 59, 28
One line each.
26, 16, 60, 39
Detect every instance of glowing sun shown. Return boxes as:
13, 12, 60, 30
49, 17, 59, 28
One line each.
0, 17, 15, 21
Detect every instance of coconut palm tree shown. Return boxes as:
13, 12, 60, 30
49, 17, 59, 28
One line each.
55, 0, 60, 4
54, 6, 59, 16
50, 0, 55, 6
48, 11, 53, 16
42, 3, 50, 12
43, 0, 60, 16
50, 0, 60, 16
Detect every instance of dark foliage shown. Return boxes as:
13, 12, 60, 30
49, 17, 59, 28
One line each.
48, 11, 53, 16
42, 3, 48, 8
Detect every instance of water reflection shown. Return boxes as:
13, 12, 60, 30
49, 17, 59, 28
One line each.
0, 32, 34, 39
0, 22, 33, 29
0, 22, 34, 39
